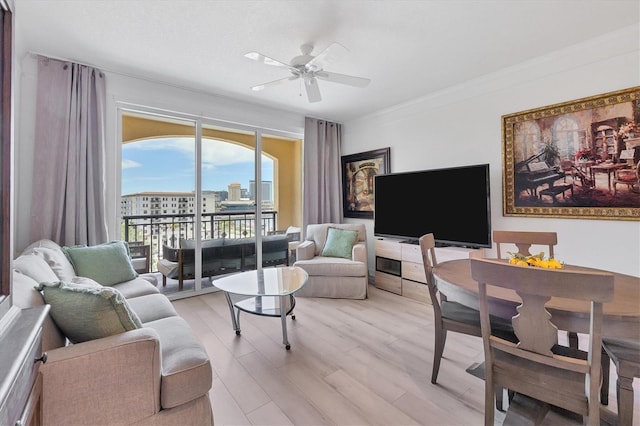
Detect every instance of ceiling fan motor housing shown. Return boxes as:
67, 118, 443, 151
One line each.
245, 42, 370, 103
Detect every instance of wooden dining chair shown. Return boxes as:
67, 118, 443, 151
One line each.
493, 230, 557, 260
494, 230, 618, 408
492, 231, 581, 346
419, 234, 513, 410
601, 338, 640, 426
470, 258, 614, 426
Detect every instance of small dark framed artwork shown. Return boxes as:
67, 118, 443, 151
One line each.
341, 147, 390, 219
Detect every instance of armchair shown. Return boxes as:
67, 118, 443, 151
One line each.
268, 225, 302, 262
293, 223, 368, 299
613, 161, 640, 195
128, 241, 151, 273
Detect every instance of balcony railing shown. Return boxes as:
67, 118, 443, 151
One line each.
121, 211, 278, 272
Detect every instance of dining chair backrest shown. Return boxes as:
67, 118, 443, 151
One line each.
419, 233, 438, 289
493, 230, 557, 259
470, 258, 614, 426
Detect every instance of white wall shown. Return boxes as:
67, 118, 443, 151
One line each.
13, 23, 640, 277
343, 25, 640, 277
13, 53, 305, 254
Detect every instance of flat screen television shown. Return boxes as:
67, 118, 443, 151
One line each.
374, 163, 491, 248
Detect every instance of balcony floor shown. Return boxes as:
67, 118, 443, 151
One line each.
142, 272, 219, 297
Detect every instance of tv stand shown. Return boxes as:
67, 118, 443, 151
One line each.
374, 238, 483, 303
374, 239, 429, 303
399, 239, 419, 245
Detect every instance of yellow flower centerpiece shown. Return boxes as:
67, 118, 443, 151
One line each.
507, 252, 563, 269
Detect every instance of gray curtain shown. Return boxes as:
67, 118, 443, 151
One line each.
303, 117, 342, 228
30, 56, 108, 246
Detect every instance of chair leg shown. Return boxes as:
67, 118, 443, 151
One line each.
495, 387, 504, 412
484, 365, 495, 426
431, 325, 446, 384
162, 275, 167, 287
617, 374, 635, 426
601, 348, 610, 405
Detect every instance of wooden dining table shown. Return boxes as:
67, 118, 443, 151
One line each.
432, 258, 640, 341
433, 258, 640, 423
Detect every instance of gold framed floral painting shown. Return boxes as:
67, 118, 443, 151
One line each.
502, 86, 640, 221
341, 148, 390, 219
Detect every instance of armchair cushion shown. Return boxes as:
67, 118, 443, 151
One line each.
62, 241, 138, 286
295, 255, 367, 277
321, 227, 358, 259
38, 280, 143, 344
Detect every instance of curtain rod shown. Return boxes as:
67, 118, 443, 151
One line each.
26, 50, 214, 95
26, 50, 333, 125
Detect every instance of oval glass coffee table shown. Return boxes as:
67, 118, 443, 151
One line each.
214, 266, 309, 350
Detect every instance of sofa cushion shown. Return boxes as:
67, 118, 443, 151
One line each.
13, 254, 60, 284
20, 238, 64, 255
30, 246, 77, 281
127, 293, 178, 323
12, 271, 67, 351
321, 227, 358, 259
110, 277, 160, 299
62, 241, 138, 286
143, 316, 212, 409
38, 280, 143, 344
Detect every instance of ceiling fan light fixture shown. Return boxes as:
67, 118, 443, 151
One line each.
244, 42, 370, 103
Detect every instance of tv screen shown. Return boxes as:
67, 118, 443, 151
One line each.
374, 164, 491, 248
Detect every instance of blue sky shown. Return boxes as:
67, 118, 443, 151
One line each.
122, 137, 274, 195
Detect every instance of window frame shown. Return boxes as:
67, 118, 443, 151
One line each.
0, 0, 13, 312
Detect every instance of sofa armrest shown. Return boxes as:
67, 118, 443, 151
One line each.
40, 328, 162, 425
352, 242, 367, 265
296, 240, 316, 261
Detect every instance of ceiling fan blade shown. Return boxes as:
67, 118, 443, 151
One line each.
244, 51, 295, 71
305, 42, 349, 71
250, 76, 297, 91
315, 71, 371, 88
304, 77, 322, 103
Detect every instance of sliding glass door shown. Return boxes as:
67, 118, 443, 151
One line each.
120, 106, 302, 299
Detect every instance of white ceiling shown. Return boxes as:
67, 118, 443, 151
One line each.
15, 0, 640, 122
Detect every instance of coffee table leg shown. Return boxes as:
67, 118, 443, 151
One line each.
224, 292, 241, 335
280, 295, 290, 350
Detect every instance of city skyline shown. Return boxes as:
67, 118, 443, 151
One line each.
121, 137, 274, 195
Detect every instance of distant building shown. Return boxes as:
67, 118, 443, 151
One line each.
249, 180, 273, 202
228, 182, 242, 201
120, 182, 274, 217
121, 191, 222, 216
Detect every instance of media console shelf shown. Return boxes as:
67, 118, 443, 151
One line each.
374, 238, 482, 303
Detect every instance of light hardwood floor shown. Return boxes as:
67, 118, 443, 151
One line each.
172, 284, 637, 426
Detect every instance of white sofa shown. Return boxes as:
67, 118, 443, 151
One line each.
12, 239, 214, 425
293, 223, 368, 299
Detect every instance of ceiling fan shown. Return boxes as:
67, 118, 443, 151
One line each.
244, 42, 371, 103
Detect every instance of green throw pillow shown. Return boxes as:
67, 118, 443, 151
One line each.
321, 227, 359, 259
37, 280, 143, 344
62, 241, 138, 286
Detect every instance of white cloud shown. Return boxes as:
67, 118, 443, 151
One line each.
122, 159, 142, 169
125, 137, 260, 167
